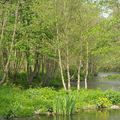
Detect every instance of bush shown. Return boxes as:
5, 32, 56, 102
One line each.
25, 87, 56, 112
74, 89, 104, 109
105, 90, 120, 104
96, 97, 112, 108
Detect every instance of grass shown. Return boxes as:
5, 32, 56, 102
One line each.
53, 93, 75, 115
0, 85, 120, 117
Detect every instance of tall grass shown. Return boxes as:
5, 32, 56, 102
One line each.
53, 93, 75, 115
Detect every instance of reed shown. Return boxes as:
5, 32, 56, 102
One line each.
53, 93, 75, 115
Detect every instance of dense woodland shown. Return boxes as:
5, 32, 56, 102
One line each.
0, 0, 120, 90
0, 0, 120, 118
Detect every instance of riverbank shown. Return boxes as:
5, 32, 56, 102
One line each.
0, 85, 120, 118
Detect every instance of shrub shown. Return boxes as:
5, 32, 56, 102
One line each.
96, 97, 112, 108
105, 90, 120, 104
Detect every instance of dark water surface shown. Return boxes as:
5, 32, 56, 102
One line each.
14, 110, 120, 120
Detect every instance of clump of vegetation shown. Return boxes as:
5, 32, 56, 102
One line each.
53, 94, 75, 115
104, 74, 120, 81
96, 97, 112, 108
105, 90, 120, 105
4, 110, 15, 120
0, 86, 120, 117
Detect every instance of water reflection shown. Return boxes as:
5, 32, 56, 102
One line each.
14, 110, 120, 120
87, 72, 120, 91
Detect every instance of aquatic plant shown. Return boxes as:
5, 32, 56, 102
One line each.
53, 93, 75, 115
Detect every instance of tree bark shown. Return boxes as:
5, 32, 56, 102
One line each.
55, 0, 67, 90
0, 10, 7, 74
66, 46, 71, 90
0, 13, 7, 46
85, 41, 89, 89
77, 59, 81, 90
77, 40, 82, 90
58, 49, 67, 90
41, 55, 45, 84
26, 52, 40, 85
0, 2, 19, 84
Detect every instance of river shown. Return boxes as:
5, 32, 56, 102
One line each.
14, 110, 120, 120
81, 72, 120, 91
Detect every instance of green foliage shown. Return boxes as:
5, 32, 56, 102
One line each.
74, 89, 104, 109
53, 94, 75, 115
105, 74, 120, 81
0, 86, 56, 117
0, 86, 120, 117
25, 87, 56, 112
49, 79, 62, 88
105, 90, 120, 104
96, 97, 112, 108
9, 72, 28, 88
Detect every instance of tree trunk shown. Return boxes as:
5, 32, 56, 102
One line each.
41, 55, 45, 85
66, 46, 71, 90
85, 41, 89, 89
0, 16, 7, 45
55, 9, 67, 90
77, 40, 82, 90
0, 11, 7, 83
43, 58, 51, 86
77, 59, 81, 90
27, 52, 40, 85
0, 2, 19, 84
58, 49, 67, 90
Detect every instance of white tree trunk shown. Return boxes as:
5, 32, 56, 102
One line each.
77, 59, 81, 90
58, 49, 67, 90
66, 46, 71, 90
85, 41, 89, 89
0, 2, 19, 84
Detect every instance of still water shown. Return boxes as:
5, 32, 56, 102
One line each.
82, 72, 120, 91
14, 110, 120, 120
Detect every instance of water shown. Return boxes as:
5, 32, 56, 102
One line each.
83, 72, 120, 91
14, 110, 120, 120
